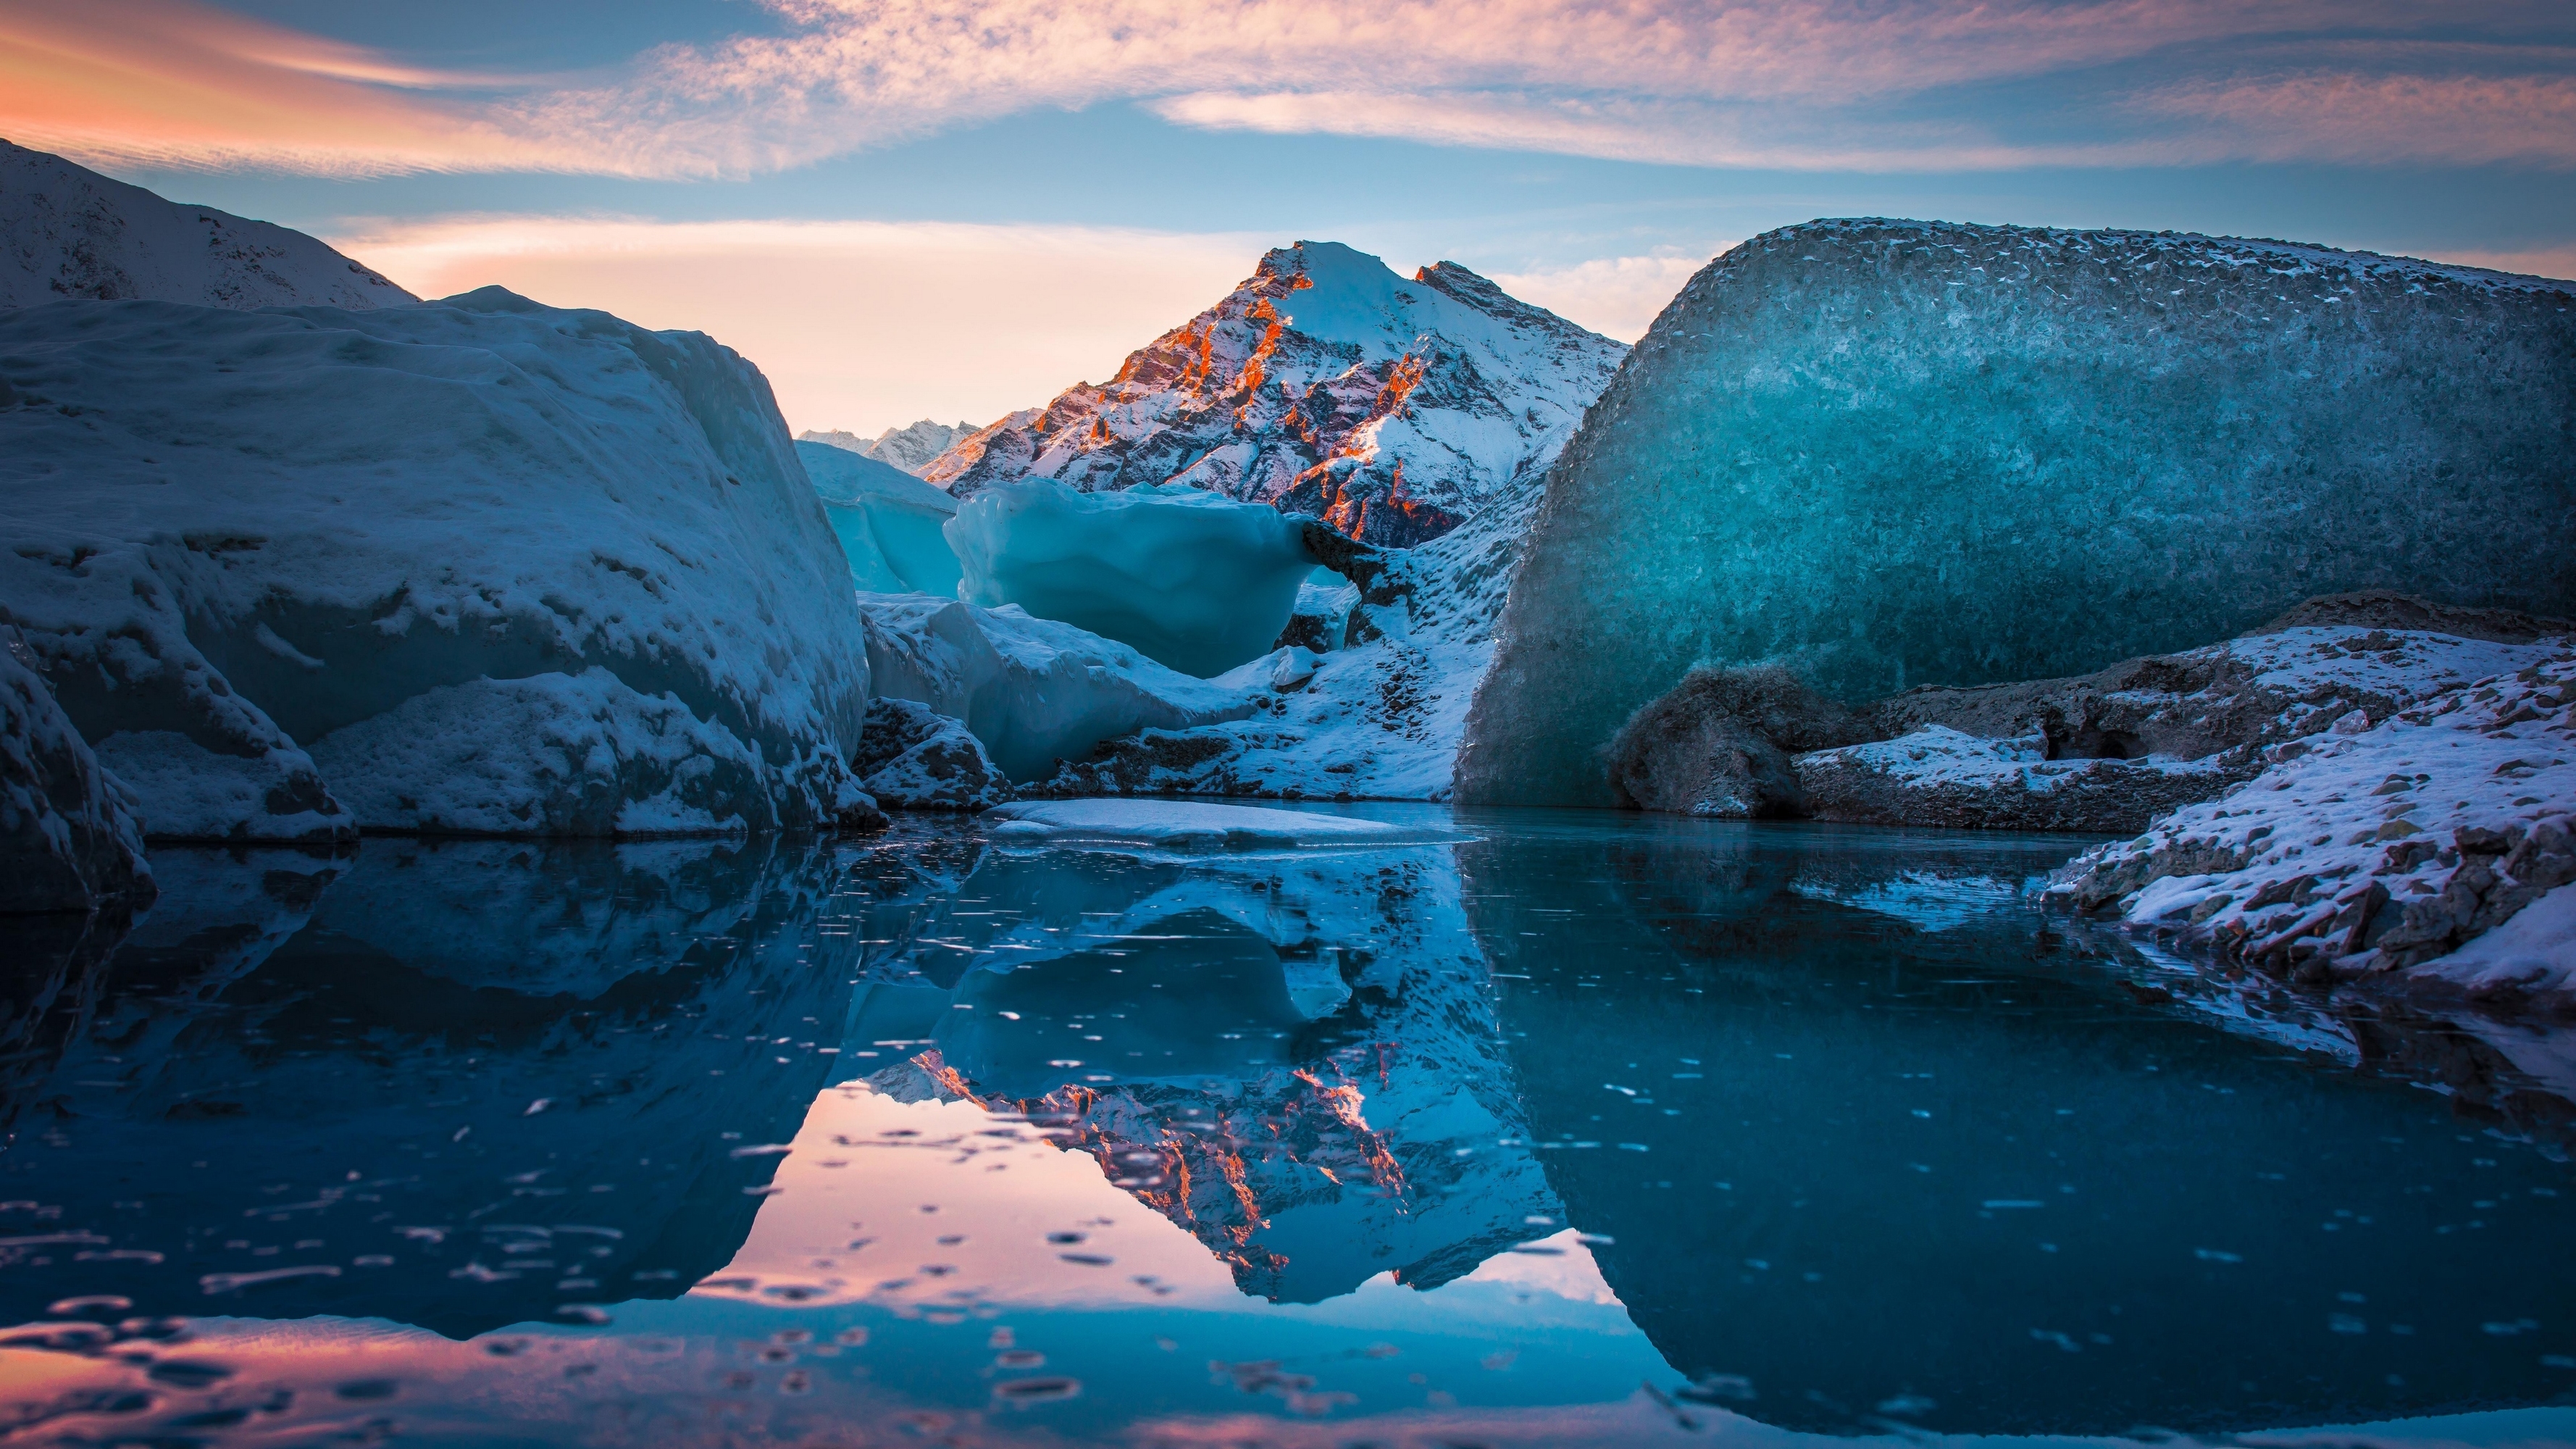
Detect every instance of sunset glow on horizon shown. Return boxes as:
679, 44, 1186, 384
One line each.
5, 0, 2569, 431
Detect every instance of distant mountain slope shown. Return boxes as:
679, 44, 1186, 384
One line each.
921, 241, 1626, 546
799, 419, 974, 476
0, 138, 415, 311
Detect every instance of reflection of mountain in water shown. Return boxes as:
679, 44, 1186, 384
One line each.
0, 839, 860, 1337
837, 833, 1559, 1304
1459, 815, 2576, 1438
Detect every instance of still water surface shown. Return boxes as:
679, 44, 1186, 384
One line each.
4, 806, 2572, 1446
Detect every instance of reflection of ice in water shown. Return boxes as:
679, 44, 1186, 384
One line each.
703, 1080, 1668, 1342
1789, 869, 2030, 932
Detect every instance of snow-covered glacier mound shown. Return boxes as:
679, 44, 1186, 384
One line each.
1463, 220, 2576, 806
948, 480, 1314, 677
1, 140, 415, 311
0, 287, 879, 840
923, 241, 1625, 546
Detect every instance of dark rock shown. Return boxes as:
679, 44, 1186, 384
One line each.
1605, 665, 1852, 817
854, 698, 1010, 813
2259, 590, 2575, 645
1, 648, 154, 914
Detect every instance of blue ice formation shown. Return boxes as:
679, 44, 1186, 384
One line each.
797, 439, 963, 597
1461, 220, 2576, 806
945, 480, 1316, 677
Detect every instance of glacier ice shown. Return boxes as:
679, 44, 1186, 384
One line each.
1034, 475, 1547, 802
0, 281, 878, 839
2, 140, 414, 311
924, 241, 1624, 546
859, 592, 1255, 782
1463, 220, 2576, 806
946, 480, 1316, 677
797, 439, 963, 597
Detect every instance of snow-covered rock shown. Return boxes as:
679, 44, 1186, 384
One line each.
796, 438, 961, 596
1, 140, 414, 310
1791, 612, 2565, 832
858, 592, 1254, 782
948, 480, 1316, 677
799, 419, 973, 475
1, 285, 879, 839
1, 644, 151, 912
1464, 220, 2576, 806
1799, 726, 2244, 832
923, 241, 1624, 547
984, 798, 1454, 851
853, 697, 1010, 812
2052, 651, 2576, 1004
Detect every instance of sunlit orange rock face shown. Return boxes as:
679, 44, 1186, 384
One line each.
923, 241, 1625, 548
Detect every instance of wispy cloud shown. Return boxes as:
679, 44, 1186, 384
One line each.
334, 215, 1268, 433
1490, 251, 1725, 341
7, 0, 2572, 176
0, 0, 577, 174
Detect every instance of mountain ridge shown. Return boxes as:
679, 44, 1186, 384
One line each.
921, 241, 1626, 546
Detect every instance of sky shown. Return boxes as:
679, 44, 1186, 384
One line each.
5, 0, 2571, 435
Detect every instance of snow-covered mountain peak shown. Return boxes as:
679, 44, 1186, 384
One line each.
923, 240, 1626, 546
1, 139, 416, 311
800, 419, 974, 476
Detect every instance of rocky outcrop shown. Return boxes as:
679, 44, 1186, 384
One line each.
854, 698, 1011, 812
921, 241, 1623, 546
2050, 654, 2576, 1006
1596, 601, 2569, 834
1463, 220, 2576, 806
1605, 664, 1847, 817
1, 646, 151, 913
1797, 727, 2244, 832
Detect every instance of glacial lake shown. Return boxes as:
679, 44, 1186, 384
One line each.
4, 806, 2573, 1448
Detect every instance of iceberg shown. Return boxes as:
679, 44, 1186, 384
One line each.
859, 593, 1255, 782
796, 438, 963, 597
1462, 220, 2576, 806
0, 281, 879, 839
946, 480, 1316, 677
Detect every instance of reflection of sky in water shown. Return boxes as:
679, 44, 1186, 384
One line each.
4, 809, 2575, 1446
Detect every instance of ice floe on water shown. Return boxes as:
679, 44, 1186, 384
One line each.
984, 798, 1458, 851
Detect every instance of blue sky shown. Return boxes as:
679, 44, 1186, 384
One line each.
8, 0, 2569, 433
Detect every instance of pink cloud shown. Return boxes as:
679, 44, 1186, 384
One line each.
4, 0, 2569, 175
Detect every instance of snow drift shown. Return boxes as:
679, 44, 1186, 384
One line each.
924, 241, 1624, 546
0, 286, 879, 839
948, 480, 1315, 677
1, 139, 415, 311
1463, 220, 2576, 807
